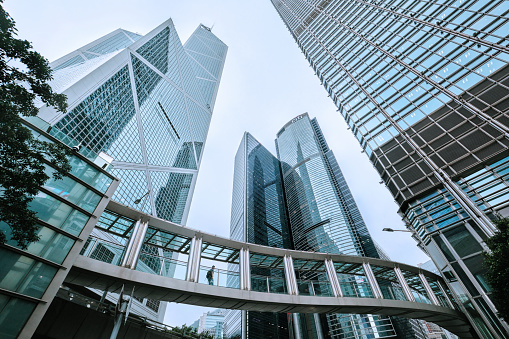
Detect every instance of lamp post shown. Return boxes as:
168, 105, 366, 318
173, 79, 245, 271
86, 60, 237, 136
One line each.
134, 190, 150, 211
382, 228, 413, 233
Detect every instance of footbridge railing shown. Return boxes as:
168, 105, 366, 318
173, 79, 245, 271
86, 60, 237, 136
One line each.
66, 201, 473, 338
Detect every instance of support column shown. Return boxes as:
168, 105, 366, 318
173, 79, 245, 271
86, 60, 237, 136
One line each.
122, 220, 148, 270
325, 259, 342, 297
293, 313, 303, 339
186, 236, 202, 283
363, 262, 383, 299
419, 273, 441, 306
241, 310, 247, 339
437, 280, 455, 309
239, 247, 251, 290
314, 313, 325, 339
394, 267, 415, 302
121, 219, 141, 267
284, 255, 298, 295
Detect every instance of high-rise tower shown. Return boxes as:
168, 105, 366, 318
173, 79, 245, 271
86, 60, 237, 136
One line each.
226, 132, 292, 339
271, 0, 508, 337
23, 18, 227, 325
31, 19, 227, 226
276, 114, 401, 338
227, 115, 421, 338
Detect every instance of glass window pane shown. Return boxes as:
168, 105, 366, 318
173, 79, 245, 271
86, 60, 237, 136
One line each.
44, 165, 102, 213
28, 194, 90, 236
0, 294, 36, 339
463, 255, 491, 293
443, 225, 483, 258
451, 262, 480, 298
425, 241, 447, 269
0, 248, 57, 298
0, 223, 75, 265
433, 236, 455, 261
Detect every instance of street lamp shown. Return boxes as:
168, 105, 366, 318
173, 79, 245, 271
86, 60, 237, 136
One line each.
134, 191, 150, 205
382, 227, 413, 233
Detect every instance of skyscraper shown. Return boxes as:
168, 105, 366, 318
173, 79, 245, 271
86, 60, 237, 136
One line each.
276, 114, 400, 338
32, 19, 227, 226
22, 18, 227, 326
226, 132, 292, 339
227, 115, 421, 338
271, 1, 508, 337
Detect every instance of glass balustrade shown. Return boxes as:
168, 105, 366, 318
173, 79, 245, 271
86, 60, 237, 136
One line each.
251, 275, 287, 294
378, 283, 407, 301
198, 265, 240, 289
136, 251, 188, 280
339, 281, 374, 298
297, 279, 334, 297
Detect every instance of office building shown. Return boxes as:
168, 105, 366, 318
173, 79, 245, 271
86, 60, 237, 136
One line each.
225, 132, 292, 339
197, 309, 227, 339
24, 18, 227, 324
227, 114, 422, 338
32, 19, 227, 226
0, 121, 119, 339
276, 113, 405, 338
271, 0, 508, 337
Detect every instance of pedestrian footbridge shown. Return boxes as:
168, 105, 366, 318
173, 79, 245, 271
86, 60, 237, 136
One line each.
66, 201, 472, 338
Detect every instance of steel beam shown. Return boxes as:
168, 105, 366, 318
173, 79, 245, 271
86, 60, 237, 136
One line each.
325, 258, 343, 297
185, 236, 202, 283
394, 267, 416, 302
363, 262, 383, 299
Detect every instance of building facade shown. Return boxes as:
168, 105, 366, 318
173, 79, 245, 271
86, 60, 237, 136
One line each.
32, 19, 227, 226
270, 0, 509, 337
227, 115, 424, 338
225, 132, 292, 339
0, 121, 119, 339
276, 114, 405, 338
24, 18, 227, 324
198, 309, 227, 339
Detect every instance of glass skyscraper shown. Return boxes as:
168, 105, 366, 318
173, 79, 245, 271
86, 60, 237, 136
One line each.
21, 18, 227, 329
277, 114, 402, 339
270, 0, 508, 337
226, 132, 292, 339
227, 115, 421, 338
33, 19, 227, 226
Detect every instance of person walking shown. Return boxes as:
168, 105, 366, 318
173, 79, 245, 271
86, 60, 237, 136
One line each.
206, 265, 215, 285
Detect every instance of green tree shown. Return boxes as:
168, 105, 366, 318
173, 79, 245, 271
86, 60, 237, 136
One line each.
169, 324, 215, 338
484, 216, 509, 321
0, 0, 70, 248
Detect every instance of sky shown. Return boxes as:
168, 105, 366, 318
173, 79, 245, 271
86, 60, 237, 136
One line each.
5, 0, 430, 327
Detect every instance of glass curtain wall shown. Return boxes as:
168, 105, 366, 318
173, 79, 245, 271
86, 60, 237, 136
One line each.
270, 0, 509, 336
